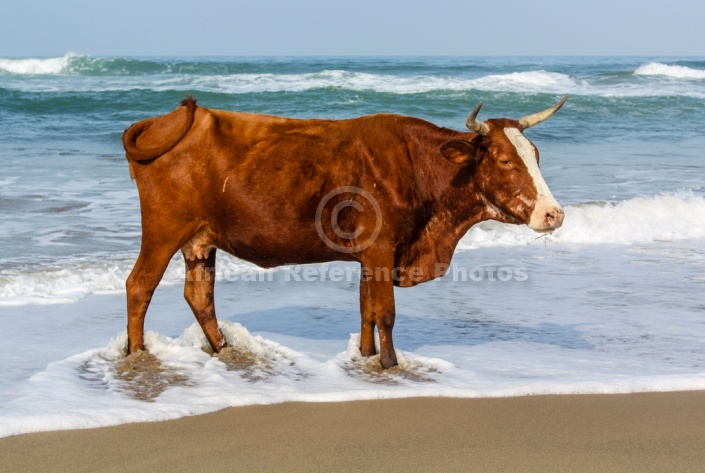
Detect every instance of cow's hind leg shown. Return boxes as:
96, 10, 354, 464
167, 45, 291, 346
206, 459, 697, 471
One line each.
183, 249, 227, 353
359, 252, 398, 369
126, 245, 178, 354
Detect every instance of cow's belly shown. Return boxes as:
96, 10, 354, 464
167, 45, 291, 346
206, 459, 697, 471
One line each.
210, 218, 358, 268
204, 171, 365, 267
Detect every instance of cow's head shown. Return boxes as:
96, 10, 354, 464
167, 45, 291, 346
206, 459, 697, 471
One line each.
440, 95, 567, 232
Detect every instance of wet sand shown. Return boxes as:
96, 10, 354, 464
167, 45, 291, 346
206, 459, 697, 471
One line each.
2, 392, 704, 472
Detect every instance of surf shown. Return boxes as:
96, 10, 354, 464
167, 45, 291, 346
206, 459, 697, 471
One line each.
635, 62, 705, 80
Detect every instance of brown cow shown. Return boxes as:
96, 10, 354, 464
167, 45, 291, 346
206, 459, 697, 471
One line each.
122, 95, 567, 368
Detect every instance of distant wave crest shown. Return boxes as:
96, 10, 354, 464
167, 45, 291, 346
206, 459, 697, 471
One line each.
187, 69, 575, 95
0, 54, 575, 94
0, 54, 169, 76
634, 62, 705, 80
0, 54, 75, 75
2, 56, 705, 99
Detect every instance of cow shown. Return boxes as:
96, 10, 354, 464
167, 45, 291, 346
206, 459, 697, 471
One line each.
122, 95, 567, 369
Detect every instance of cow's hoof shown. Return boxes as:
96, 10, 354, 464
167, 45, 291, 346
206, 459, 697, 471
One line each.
380, 353, 398, 370
211, 340, 229, 355
125, 340, 146, 356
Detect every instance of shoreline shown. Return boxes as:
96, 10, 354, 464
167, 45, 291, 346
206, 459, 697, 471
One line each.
2, 391, 704, 473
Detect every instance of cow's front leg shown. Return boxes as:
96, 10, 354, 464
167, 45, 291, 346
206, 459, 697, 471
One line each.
359, 253, 398, 369
359, 278, 377, 358
183, 249, 227, 353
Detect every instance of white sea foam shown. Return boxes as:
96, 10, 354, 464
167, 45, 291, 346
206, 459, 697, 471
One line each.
186, 70, 684, 98
2, 56, 705, 99
0, 253, 256, 305
635, 62, 705, 80
3, 59, 704, 98
470, 70, 576, 93
191, 69, 576, 95
0, 54, 74, 75
0, 62, 577, 95
1, 316, 704, 438
459, 191, 705, 249
0, 321, 454, 437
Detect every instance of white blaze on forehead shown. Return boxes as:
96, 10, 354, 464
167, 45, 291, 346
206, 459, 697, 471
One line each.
503, 127, 557, 203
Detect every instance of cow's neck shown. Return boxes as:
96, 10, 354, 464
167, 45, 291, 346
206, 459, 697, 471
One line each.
393, 125, 494, 286
396, 178, 489, 287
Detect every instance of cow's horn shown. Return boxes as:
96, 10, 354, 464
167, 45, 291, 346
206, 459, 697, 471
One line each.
518, 94, 569, 129
465, 102, 490, 136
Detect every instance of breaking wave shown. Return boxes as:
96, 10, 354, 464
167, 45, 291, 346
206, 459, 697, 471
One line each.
185, 69, 575, 95
634, 62, 705, 80
0, 55, 74, 75
459, 191, 705, 249
0, 56, 575, 95
0, 54, 181, 76
3, 55, 705, 98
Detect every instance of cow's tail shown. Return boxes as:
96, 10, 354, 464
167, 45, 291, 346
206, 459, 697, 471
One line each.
122, 95, 198, 168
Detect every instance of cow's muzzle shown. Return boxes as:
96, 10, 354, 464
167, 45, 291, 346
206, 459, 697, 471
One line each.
528, 197, 564, 232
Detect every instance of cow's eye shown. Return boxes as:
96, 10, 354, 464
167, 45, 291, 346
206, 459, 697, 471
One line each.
500, 159, 511, 166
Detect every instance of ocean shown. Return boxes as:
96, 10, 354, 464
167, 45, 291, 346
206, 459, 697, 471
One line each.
1, 55, 705, 437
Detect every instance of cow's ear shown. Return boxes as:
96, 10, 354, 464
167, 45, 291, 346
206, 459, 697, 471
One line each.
440, 140, 478, 165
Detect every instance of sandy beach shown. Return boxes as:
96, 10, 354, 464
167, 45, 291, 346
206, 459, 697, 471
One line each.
2, 391, 704, 472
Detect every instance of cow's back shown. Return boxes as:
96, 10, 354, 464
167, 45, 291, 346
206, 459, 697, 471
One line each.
130, 106, 423, 267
